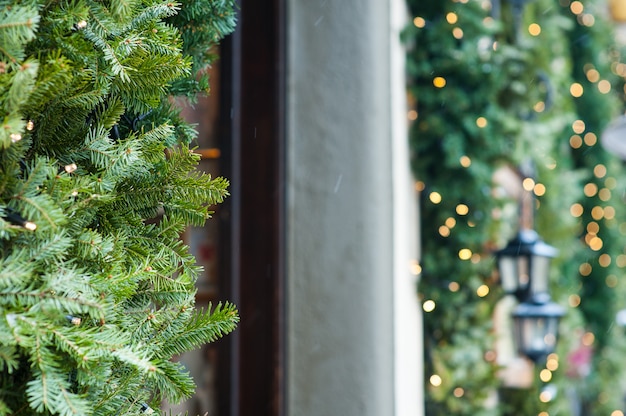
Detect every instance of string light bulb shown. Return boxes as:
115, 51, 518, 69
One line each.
2, 209, 36, 230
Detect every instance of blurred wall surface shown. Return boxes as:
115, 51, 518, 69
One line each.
286, 0, 423, 415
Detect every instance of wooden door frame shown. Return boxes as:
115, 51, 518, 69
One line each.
217, 0, 286, 415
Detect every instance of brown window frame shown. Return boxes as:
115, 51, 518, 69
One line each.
215, 0, 286, 415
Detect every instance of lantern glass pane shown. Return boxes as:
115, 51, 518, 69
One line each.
515, 316, 559, 361
498, 256, 518, 293
521, 317, 545, 357
517, 256, 529, 290
531, 255, 551, 295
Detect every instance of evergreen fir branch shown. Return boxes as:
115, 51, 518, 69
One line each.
23, 327, 92, 416
0, 250, 35, 289
111, 346, 156, 374
156, 302, 239, 359
1, 291, 103, 321
25, 230, 73, 264
144, 359, 195, 404
81, 25, 131, 82
26, 368, 91, 416
20, 52, 73, 114
73, 229, 115, 260
0, 345, 18, 374
60, 86, 108, 110
0, 112, 29, 149
109, 0, 142, 21
0, 3, 40, 64
125, 1, 181, 34
10, 193, 65, 231
16, 156, 57, 198
142, 266, 194, 294
85, 1, 123, 40
92, 96, 126, 131
170, 0, 238, 71
4, 58, 39, 114
161, 203, 208, 228
0, 398, 12, 416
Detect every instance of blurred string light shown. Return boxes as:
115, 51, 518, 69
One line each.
569, 294, 581, 307
528, 23, 541, 36
446, 12, 458, 24
430, 374, 442, 387
572, 119, 586, 133
539, 368, 552, 382
413, 16, 426, 28
546, 353, 559, 371
433, 76, 447, 88
570, 82, 584, 97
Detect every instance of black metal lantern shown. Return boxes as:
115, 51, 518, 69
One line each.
495, 229, 558, 302
512, 295, 565, 363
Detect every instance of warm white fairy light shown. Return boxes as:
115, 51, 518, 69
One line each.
583, 183, 598, 197
528, 23, 541, 36
579, 262, 592, 276
446, 12, 458, 24
583, 132, 597, 146
433, 76, 446, 88
546, 354, 559, 371
410, 260, 422, 275
459, 155, 471, 167
570, 134, 583, 149
522, 177, 535, 191
569, 294, 581, 307
540, 368, 552, 382
430, 374, 442, 387
570, 1, 584, 14
534, 183, 546, 196
569, 203, 585, 218
599, 253, 611, 267
476, 285, 489, 297
593, 164, 607, 178
570, 82, 584, 97
413, 16, 426, 28
429, 191, 442, 204
598, 79, 611, 93
455, 204, 469, 215
586, 68, 600, 82
572, 119, 586, 133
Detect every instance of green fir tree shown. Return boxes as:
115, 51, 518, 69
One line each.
0, 1, 238, 415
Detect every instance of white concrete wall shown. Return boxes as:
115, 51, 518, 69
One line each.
286, 0, 423, 415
